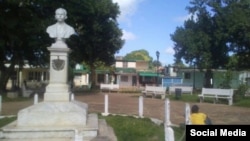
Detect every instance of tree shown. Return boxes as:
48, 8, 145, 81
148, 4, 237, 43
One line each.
123, 49, 152, 61
67, 0, 124, 85
123, 49, 154, 69
171, 0, 250, 87
0, 1, 51, 92
212, 0, 250, 69
152, 60, 162, 68
172, 0, 230, 69
0, 0, 124, 92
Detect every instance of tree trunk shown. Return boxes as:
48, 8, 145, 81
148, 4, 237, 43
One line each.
0, 63, 15, 95
90, 65, 96, 89
204, 69, 213, 88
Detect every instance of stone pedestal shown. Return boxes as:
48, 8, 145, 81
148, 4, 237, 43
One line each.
17, 101, 88, 127
44, 43, 71, 102
0, 41, 98, 141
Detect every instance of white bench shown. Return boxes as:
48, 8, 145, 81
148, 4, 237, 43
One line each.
169, 86, 193, 95
81, 83, 92, 90
100, 83, 119, 93
198, 88, 234, 105
7, 91, 18, 98
141, 86, 166, 99
21, 85, 34, 97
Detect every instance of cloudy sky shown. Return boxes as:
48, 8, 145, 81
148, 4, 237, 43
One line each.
112, 0, 191, 65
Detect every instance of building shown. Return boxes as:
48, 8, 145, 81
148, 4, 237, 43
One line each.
5, 63, 49, 90
6, 60, 250, 93
72, 58, 161, 89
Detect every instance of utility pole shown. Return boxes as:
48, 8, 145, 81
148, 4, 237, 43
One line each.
156, 51, 160, 86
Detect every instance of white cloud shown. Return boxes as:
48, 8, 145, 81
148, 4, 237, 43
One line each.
165, 47, 175, 55
174, 14, 190, 22
174, 13, 198, 23
112, 0, 143, 41
112, 0, 144, 22
122, 30, 136, 40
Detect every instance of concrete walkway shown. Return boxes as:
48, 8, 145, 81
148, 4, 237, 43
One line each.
2, 92, 250, 125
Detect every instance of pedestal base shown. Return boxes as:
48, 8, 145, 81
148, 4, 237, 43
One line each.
17, 101, 88, 127
1, 101, 99, 141
1, 114, 98, 141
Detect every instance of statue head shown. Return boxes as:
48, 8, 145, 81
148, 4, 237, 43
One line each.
55, 8, 67, 23
46, 7, 76, 44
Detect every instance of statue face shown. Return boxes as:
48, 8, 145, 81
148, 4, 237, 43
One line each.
55, 9, 67, 22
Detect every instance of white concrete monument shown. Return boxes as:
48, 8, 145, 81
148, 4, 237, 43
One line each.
1, 8, 98, 141
46, 8, 75, 42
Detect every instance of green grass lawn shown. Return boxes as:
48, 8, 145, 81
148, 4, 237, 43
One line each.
100, 114, 186, 141
101, 115, 165, 141
0, 116, 16, 127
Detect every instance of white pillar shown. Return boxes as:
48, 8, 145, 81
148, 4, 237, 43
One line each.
74, 130, 83, 141
71, 93, 75, 101
41, 72, 44, 81
86, 74, 89, 84
44, 47, 71, 102
0, 95, 2, 114
34, 94, 38, 105
102, 94, 109, 116
165, 125, 174, 141
105, 74, 109, 84
165, 98, 171, 126
19, 71, 23, 88
139, 96, 143, 117
117, 75, 120, 85
185, 103, 191, 125
164, 98, 174, 141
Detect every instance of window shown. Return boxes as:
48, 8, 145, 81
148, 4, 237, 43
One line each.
28, 71, 49, 81
123, 62, 128, 68
184, 72, 191, 79
121, 75, 128, 82
28, 72, 34, 80
97, 74, 105, 83
43, 72, 49, 81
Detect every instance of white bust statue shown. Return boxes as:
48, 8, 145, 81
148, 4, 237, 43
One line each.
46, 8, 75, 42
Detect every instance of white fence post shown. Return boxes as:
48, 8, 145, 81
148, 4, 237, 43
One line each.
185, 103, 191, 125
165, 98, 171, 126
102, 94, 109, 116
164, 98, 174, 141
138, 96, 143, 117
34, 94, 38, 104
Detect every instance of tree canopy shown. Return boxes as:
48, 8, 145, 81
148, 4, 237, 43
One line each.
123, 49, 164, 70
123, 49, 153, 62
171, 0, 250, 70
0, 0, 124, 91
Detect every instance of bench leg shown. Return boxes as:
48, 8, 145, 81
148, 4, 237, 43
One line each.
161, 94, 165, 99
142, 93, 146, 98
213, 98, 217, 104
228, 99, 233, 106
152, 93, 156, 98
199, 97, 203, 103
